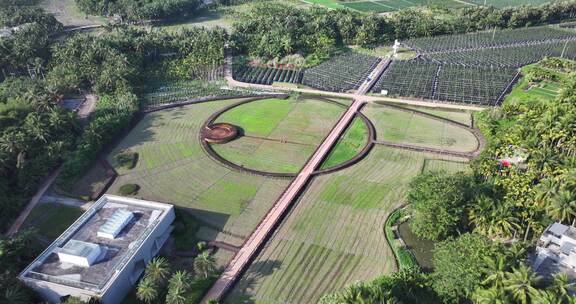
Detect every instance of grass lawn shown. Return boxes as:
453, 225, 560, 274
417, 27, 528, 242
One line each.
228, 147, 469, 303
22, 203, 83, 240
404, 105, 473, 127
321, 117, 370, 169
107, 98, 292, 246
363, 104, 479, 152
212, 97, 346, 174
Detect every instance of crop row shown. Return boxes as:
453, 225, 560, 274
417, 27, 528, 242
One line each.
405, 26, 576, 53
372, 59, 518, 105
233, 66, 303, 85
302, 52, 381, 92
424, 40, 576, 67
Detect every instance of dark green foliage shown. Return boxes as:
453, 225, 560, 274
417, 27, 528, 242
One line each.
172, 210, 200, 251
118, 183, 140, 195
0, 231, 39, 303
318, 266, 439, 304
431, 233, 496, 302
75, 0, 201, 21
407, 171, 473, 241
384, 209, 419, 270
115, 150, 138, 169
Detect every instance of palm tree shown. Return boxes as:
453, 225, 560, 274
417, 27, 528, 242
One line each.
503, 264, 542, 304
473, 286, 507, 304
546, 190, 576, 225
492, 205, 521, 238
534, 178, 558, 207
3, 287, 29, 304
548, 273, 570, 302
532, 290, 563, 304
136, 276, 158, 304
144, 257, 170, 284
166, 271, 192, 304
482, 256, 508, 291
194, 251, 216, 279
469, 195, 495, 236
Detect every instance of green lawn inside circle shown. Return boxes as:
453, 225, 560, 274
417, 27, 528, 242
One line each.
211, 97, 370, 174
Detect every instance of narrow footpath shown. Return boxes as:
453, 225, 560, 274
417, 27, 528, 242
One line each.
202, 56, 388, 303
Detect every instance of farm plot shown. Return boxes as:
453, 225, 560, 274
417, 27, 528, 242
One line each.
312, 0, 466, 12
321, 116, 370, 169
106, 98, 292, 247
372, 60, 517, 105
426, 40, 576, 68
405, 26, 576, 53
211, 97, 346, 174
404, 106, 473, 127
302, 52, 380, 92
233, 66, 303, 85
140, 80, 251, 111
461, 0, 551, 8
227, 147, 469, 304
363, 103, 479, 152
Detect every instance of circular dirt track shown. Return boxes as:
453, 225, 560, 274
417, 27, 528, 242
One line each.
200, 96, 375, 178
202, 123, 239, 144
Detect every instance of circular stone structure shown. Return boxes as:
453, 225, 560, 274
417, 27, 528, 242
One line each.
202, 123, 239, 144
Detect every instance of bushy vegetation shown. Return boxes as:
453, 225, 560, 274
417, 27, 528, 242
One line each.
119, 183, 139, 195
0, 232, 41, 303
75, 0, 202, 21
231, 1, 576, 61
115, 150, 138, 169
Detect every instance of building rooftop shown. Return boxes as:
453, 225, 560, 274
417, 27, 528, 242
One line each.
20, 195, 172, 293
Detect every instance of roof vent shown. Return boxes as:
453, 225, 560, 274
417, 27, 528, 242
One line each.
57, 240, 101, 267
97, 209, 134, 239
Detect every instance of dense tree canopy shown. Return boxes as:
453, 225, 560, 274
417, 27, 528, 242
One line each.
75, 0, 202, 21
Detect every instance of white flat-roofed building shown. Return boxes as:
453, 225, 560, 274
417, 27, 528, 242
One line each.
532, 222, 576, 295
19, 195, 175, 304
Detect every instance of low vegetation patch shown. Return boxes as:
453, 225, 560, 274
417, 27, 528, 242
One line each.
119, 183, 140, 196
115, 150, 139, 169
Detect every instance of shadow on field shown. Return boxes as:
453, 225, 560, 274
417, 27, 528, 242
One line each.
227, 260, 283, 304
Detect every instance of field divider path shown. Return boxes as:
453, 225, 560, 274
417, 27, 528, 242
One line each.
201, 55, 392, 303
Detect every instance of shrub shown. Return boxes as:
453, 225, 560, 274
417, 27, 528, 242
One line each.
119, 183, 140, 196
115, 150, 138, 169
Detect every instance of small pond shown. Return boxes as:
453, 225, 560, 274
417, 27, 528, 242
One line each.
397, 221, 436, 272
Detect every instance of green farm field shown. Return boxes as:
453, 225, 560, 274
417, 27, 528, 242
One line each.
228, 147, 470, 303
321, 116, 370, 169
364, 104, 479, 152
213, 97, 357, 174
461, 0, 551, 8
107, 98, 292, 247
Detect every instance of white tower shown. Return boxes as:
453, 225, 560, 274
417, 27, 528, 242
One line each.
392, 39, 401, 57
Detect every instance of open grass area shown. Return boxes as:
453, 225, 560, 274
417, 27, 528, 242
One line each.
228, 147, 469, 303
22, 203, 84, 240
404, 106, 473, 127
321, 116, 370, 169
107, 98, 292, 246
38, 0, 106, 27
212, 97, 346, 174
504, 63, 568, 106
363, 104, 479, 152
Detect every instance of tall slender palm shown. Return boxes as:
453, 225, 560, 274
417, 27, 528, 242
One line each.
546, 190, 576, 225
194, 251, 216, 279
503, 264, 542, 304
144, 257, 170, 284
136, 277, 158, 304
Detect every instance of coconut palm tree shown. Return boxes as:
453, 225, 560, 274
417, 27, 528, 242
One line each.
144, 257, 170, 284
548, 273, 570, 302
136, 277, 158, 304
166, 271, 192, 304
546, 190, 576, 225
194, 251, 216, 279
3, 287, 29, 304
469, 195, 495, 236
503, 264, 542, 304
473, 286, 508, 304
482, 256, 508, 291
